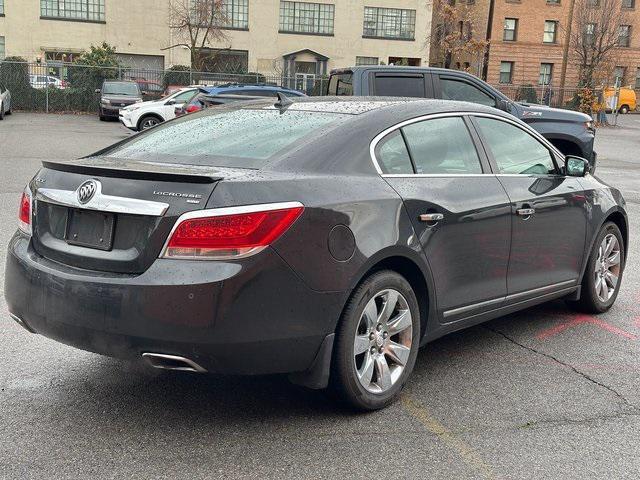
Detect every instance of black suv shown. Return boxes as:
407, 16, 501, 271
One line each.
96, 80, 144, 121
327, 66, 596, 167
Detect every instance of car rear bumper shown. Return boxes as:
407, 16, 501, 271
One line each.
4, 233, 344, 376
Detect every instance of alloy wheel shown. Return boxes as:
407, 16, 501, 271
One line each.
353, 289, 413, 394
141, 118, 159, 130
594, 233, 621, 302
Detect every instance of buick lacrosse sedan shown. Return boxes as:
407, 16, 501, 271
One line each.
5, 97, 627, 410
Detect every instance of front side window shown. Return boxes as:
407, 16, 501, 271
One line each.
503, 18, 517, 41
363, 7, 416, 40
279, 1, 335, 35
539, 63, 553, 85
544, 20, 558, 43
475, 117, 556, 175
40, 0, 105, 22
219, 0, 249, 29
106, 109, 348, 168
441, 78, 497, 106
376, 130, 413, 174
402, 117, 483, 174
618, 25, 631, 47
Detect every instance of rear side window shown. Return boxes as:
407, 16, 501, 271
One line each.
105, 108, 347, 168
376, 131, 413, 174
440, 78, 496, 107
327, 73, 353, 96
402, 117, 482, 174
374, 75, 425, 97
475, 117, 556, 175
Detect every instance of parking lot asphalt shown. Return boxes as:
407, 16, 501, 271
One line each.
1, 113, 639, 479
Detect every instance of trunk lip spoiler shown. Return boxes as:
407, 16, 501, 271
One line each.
42, 159, 225, 184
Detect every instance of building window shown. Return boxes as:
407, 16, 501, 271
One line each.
544, 20, 558, 43
503, 18, 518, 41
219, 0, 248, 29
363, 7, 416, 40
279, 1, 335, 35
547, 0, 561, 4
614, 66, 626, 85
623, 0, 635, 7
0, 36, 4, 60
499, 61, 514, 83
587, 0, 600, 5
539, 63, 553, 84
0, 0, 4, 15
635, 68, 640, 88
40, 0, 105, 22
618, 25, 631, 46
356, 56, 379, 65
584, 23, 596, 45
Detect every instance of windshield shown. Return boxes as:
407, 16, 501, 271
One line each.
104, 107, 348, 168
102, 82, 140, 96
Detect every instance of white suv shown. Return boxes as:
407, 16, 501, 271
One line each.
119, 87, 198, 131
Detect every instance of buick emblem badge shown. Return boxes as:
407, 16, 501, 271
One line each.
77, 179, 98, 204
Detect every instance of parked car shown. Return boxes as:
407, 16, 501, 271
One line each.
29, 74, 69, 90
96, 80, 144, 121
135, 79, 164, 96
604, 86, 637, 114
200, 83, 307, 98
327, 66, 597, 167
0, 83, 11, 120
5, 98, 627, 411
174, 92, 264, 117
119, 87, 199, 131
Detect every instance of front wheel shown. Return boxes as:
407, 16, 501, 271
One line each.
331, 270, 420, 410
568, 222, 625, 313
139, 115, 161, 130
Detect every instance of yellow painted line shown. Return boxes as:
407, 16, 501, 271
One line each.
401, 395, 496, 480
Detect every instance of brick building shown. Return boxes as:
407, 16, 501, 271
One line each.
488, 0, 640, 94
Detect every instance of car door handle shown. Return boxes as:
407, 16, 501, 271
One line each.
419, 213, 444, 222
516, 208, 535, 216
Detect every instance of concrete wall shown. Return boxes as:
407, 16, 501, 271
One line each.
0, 0, 432, 73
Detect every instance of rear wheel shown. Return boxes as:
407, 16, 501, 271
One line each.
568, 222, 624, 313
331, 270, 420, 410
619, 105, 630, 114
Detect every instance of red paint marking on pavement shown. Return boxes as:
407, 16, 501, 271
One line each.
536, 314, 637, 341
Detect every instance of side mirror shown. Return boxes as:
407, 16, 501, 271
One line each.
141, 91, 148, 96
95, 88, 101, 94
565, 155, 589, 177
496, 98, 512, 113
165, 99, 176, 105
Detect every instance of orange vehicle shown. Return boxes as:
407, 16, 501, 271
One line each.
604, 87, 637, 114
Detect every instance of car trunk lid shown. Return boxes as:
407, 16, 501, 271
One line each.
31, 158, 240, 274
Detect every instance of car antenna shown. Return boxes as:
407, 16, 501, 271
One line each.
274, 92, 294, 110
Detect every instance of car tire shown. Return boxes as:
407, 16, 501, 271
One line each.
568, 221, 625, 314
619, 105, 629, 114
331, 270, 420, 411
138, 115, 162, 131
99, 115, 106, 121
0, 103, 4, 121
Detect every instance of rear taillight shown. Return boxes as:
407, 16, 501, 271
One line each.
18, 187, 32, 236
161, 202, 304, 260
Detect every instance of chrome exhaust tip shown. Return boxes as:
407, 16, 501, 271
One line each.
141, 353, 207, 373
9, 313, 37, 334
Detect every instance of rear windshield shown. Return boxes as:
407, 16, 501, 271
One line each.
327, 73, 353, 96
104, 108, 347, 168
102, 82, 140, 96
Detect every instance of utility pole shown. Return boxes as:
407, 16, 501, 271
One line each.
559, 0, 576, 101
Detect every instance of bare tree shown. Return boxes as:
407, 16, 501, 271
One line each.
570, 0, 629, 87
165, 0, 230, 71
429, 0, 489, 74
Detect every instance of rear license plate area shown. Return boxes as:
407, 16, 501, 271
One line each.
65, 209, 115, 251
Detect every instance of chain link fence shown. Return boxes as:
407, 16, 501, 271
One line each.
492, 84, 582, 110
0, 60, 329, 114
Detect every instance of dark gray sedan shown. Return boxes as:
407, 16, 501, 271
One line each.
4, 98, 627, 410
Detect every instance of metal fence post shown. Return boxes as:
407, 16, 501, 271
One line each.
45, 62, 49, 113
